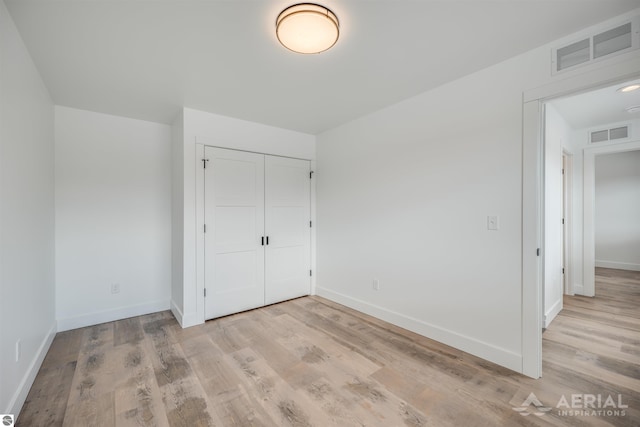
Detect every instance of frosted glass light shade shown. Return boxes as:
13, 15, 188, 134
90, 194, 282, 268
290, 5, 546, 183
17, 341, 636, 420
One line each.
276, 4, 339, 54
619, 84, 640, 93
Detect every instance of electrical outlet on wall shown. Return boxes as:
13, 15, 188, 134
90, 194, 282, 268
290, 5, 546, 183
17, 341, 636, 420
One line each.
111, 283, 120, 294
372, 279, 380, 291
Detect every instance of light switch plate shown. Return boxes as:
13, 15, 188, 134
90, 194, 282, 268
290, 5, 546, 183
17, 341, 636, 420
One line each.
487, 216, 499, 230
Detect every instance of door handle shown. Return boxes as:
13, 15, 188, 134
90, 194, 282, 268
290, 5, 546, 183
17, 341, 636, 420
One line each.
266, 236, 269, 245
261, 236, 264, 246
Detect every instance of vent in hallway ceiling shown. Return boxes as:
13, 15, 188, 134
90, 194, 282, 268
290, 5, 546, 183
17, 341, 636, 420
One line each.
552, 16, 639, 75
589, 125, 630, 143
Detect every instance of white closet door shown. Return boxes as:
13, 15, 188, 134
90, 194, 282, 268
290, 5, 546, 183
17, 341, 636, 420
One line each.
205, 147, 265, 319
265, 155, 311, 304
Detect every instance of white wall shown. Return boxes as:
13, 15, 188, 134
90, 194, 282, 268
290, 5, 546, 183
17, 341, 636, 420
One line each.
315, 11, 640, 373
171, 108, 315, 327
543, 105, 571, 326
0, 0, 56, 415
55, 106, 172, 331
171, 111, 185, 320
595, 150, 640, 271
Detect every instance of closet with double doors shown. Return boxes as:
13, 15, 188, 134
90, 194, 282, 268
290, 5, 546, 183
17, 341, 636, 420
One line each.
203, 147, 311, 320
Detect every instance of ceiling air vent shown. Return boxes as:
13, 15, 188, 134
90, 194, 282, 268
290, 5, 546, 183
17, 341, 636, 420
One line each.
552, 17, 639, 74
589, 125, 629, 143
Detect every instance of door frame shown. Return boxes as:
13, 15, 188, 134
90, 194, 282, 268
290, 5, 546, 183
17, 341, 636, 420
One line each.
195, 142, 316, 322
521, 62, 640, 378
562, 150, 573, 295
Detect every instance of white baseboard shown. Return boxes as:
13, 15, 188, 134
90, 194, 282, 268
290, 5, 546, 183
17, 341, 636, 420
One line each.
7, 322, 56, 417
573, 283, 585, 295
170, 299, 185, 326
315, 287, 522, 374
57, 300, 170, 332
181, 313, 201, 328
170, 300, 201, 328
595, 260, 640, 271
544, 298, 563, 328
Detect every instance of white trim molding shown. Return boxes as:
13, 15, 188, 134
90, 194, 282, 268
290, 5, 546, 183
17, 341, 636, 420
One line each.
7, 322, 56, 417
522, 100, 543, 378
316, 287, 522, 373
595, 260, 640, 271
170, 299, 186, 327
573, 284, 585, 295
522, 59, 640, 379
57, 300, 170, 332
195, 143, 206, 326
171, 298, 199, 328
562, 150, 574, 296
544, 299, 563, 328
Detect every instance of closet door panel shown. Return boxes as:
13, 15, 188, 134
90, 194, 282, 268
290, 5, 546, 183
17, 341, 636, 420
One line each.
205, 147, 265, 319
265, 156, 311, 304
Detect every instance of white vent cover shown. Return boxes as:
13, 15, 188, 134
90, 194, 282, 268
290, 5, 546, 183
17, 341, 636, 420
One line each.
589, 125, 629, 143
552, 16, 639, 74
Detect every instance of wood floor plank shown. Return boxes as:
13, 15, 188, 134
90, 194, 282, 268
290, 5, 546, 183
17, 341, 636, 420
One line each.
63, 322, 117, 426
182, 327, 278, 425
141, 312, 219, 427
113, 317, 145, 347
113, 318, 170, 427
40, 328, 84, 370
63, 391, 115, 427
17, 267, 640, 426
113, 364, 169, 427
205, 317, 251, 354
228, 347, 329, 426
18, 361, 77, 426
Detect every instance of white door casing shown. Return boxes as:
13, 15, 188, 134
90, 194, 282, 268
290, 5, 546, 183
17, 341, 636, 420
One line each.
522, 55, 640, 378
562, 150, 573, 295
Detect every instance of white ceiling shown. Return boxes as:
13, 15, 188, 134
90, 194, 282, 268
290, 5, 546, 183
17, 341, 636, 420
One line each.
6, 0, 640, 134
550, 79, 640, 130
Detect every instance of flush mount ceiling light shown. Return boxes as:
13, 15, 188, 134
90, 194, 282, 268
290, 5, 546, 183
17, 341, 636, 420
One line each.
618, 84, 640, 93
276, 3, 339, 54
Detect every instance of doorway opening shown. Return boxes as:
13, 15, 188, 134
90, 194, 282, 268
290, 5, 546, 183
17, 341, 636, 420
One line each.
535, 77, 640, 377
593, 148, 640, 292
544, 78, 640, 300
522, 68, 640, 378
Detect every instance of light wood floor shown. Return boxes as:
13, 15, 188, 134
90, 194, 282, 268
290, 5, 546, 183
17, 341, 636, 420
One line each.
18, 268, 639, 426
